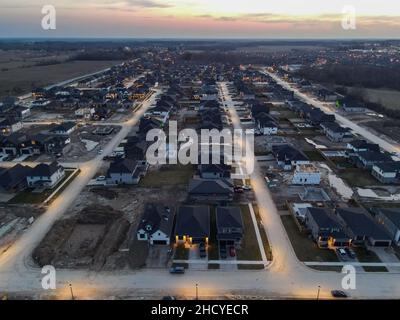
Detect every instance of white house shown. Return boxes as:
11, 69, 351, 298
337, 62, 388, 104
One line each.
292, 164, 321, 185
75, 107, 95, 119
26, 162, 65, 189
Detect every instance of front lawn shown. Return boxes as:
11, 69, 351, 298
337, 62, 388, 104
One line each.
139, 164, 195, 188
280, 215, 339, 262
303, 150, 325, 161
339, 168, 380, 187
236, 204, 262, 261
207, 206, 219, 261
354, 247, 388, 272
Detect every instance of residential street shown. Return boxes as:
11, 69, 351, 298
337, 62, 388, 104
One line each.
263, 69, 400, 154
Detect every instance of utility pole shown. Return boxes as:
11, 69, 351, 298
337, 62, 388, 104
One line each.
195, 283, 198, 300
316, 285, 321, 301
69, 283, 75, 300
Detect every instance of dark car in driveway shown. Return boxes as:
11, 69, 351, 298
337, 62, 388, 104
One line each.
220, 246, 227, 259
199, 243, 207, 258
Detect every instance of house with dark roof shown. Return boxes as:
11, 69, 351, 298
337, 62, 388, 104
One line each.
371, 161, 400, 184
272, 144, 310, 171
305, 207, 351, 248
175, 206, 210, 244
50, 122, 77, 136
336, 208, 392, 247
107, 159, 148, 185
198, 164, 231, 179
373, 208, 400, 245
354, 151, 392, 169
307, 109, 335, 126
0, 117, 23, 136
26, 161, 65, 189
216, 206, 244, 248
347, 140, 380, 154
188, 178, 234, 202
255, 113, 278, 135
0, 164, 31, 193
136, 204, 175, 245
320, 122, 353, 142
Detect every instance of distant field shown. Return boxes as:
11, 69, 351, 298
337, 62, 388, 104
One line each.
347, 87, 400, 111
0, 50, 121, 98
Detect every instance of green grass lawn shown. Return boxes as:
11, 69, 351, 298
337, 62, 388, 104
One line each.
253, 205, 273, 261
139, 164, 195, 188
280, 215, 339, 262
303, 150, 325, 161
354, 247, 388, 272
339, 168, 380, 187
236, 204, 262, 261
8, 170, 75, 204
207, 206, 220, 261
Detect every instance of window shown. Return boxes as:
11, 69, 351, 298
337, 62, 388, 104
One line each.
139, 233, 146, 239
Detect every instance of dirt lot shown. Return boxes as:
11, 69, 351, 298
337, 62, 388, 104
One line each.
33, 182, 188, 270
33, 205, 130, 270
0, 205, 44, 254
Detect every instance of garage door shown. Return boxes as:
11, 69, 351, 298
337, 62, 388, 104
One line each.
152, 240, 167, 245
374, 241, 391, 247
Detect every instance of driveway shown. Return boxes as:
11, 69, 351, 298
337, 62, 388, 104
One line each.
372, 247, 400, 273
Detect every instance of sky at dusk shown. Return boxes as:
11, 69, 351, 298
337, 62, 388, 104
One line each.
1, 0, 400, 38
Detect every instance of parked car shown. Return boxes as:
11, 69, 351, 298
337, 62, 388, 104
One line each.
199, 243, 207, 258
242, 185, 252, 191
169, 266, 185, 274
331, 290, 349, 298
337, 248, 348, 260
220, 246, 227, 259
96, 176, 106, 181
162, 296, 177, 300
234, 187, 244, 193
229, 246, 236, 257
345, 247, 356, 259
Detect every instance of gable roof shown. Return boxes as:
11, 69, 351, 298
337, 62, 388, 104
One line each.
108, 159, 138, 174
0, 164, 31, 190
137, 204, 175, 236
336, 208, 391, 240
175, 206, 210, 238
188, 178, 233, 195
272, 144, 309, 163
51, 122, 76, 133
28, 161, 62, 177
216, 207, 243, 230
374, 208, 400, 229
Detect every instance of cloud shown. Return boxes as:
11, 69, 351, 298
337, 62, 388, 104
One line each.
126, 0, 173, 8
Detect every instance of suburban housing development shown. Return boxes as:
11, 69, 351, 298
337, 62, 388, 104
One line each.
0, 39, 400, 302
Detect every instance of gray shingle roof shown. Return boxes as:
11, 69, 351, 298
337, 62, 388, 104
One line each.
175, 206, 210, 239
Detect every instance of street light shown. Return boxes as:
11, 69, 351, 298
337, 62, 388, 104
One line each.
69, 283, 75, 300
195, 283, 199, 300
316, 285, 321, 301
